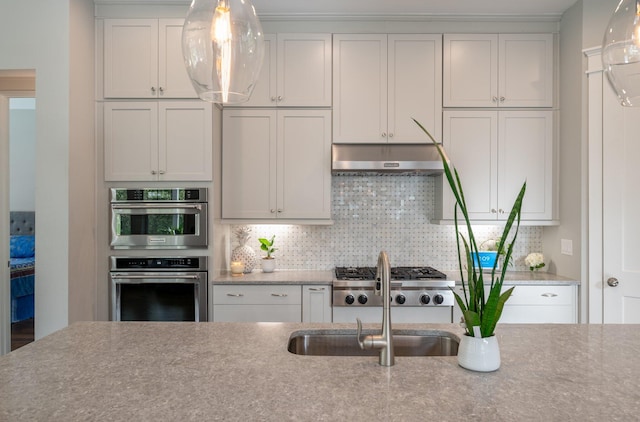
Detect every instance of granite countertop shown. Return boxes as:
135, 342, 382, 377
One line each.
214, 269, 579, 286
0, 321, 635, 421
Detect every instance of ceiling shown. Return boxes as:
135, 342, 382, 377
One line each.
250, 0, 581, 18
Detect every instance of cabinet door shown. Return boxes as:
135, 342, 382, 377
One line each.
222, 110, 277, 219
388, 34, 442, 144
104, 19, 158, 98
302, 285, 332, 323
499, 34, 554, 107
441, 111, 498, 220
278, 110, 331, 219
237, 34, 277, 107
159, 102, 212, 181
277, 34, 332, 107
104, 102, 158, 181
333, 34, 387, 143
443, 34, 497, 108
498, 111, 553, 220
158, 19, 198, 98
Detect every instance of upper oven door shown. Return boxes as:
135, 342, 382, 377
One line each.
110, 203, 208, 249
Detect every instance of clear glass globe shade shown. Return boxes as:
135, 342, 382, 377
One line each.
603, 0, 640, 106
182, 0, 264, 104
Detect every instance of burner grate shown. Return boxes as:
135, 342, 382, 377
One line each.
335, 266, 446, 281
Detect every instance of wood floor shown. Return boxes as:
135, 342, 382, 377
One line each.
11, 318, 34, 351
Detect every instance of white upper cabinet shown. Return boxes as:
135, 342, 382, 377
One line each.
222, 109, 332, 221
438, 110, 554, 222
104, 19, 197, 99
104, 101, 212, 181
231, 33, 332, 107
443, 34, 554, 108
333, 34, 442, 144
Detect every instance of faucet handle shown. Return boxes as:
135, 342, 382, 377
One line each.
356, 318, 374, 350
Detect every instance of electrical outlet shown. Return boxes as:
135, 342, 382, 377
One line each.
561, 239, 573, 256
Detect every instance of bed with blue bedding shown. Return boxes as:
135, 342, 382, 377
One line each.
10, 212, 35, 323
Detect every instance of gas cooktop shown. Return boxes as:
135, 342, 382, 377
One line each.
334, 266, 447, 281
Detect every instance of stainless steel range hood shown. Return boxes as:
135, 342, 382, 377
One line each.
332, 144, 446, 175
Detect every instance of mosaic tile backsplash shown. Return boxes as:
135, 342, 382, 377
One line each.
231, 175, 543, 271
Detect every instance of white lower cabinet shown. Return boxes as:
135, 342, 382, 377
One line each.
453, 284, 578, 324
213, 284, 333, 322
302, 285, 332, 323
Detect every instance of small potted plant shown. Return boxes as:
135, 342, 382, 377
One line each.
414, 118, 525, 372
258, 235, 277, 273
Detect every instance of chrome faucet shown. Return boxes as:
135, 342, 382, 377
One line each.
357, 250, 395, 366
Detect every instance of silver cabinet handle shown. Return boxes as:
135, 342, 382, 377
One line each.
158, 170, 165, 175
541, 293, 558, 298
491, 208, 497, 213
498, 209, 504, 214
492, 96, 498, 102
271, 96, 277, 102
159, 87, 164, 93
277, 209, 283, 213
382, 132, 387, 138
270, 209, 276, 213
308, 287, 325, 291
151, 87, 156, 93
151, 170, 157, 175
226, 293, 244, 297
607, 277, 619, 287
271, 293, 288, 297
500, 96, 505, 102
277, 95, 283, 101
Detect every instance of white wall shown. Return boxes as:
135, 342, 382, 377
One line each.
0, 0, 96, 338
9, 99, 36, 211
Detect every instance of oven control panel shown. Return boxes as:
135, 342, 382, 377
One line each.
333, 288, 454, 307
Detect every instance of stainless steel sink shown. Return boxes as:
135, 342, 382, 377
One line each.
287, 329, 459, 357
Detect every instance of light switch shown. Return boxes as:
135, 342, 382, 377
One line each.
561, 239, 573, 256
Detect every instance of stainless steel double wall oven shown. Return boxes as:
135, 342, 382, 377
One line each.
109, 188, 209, 322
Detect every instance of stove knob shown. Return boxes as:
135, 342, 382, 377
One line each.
358, 294, 368, 305
434, 294, 444, 305
396, 294, 406, 305
420, 294, 431, 305
345, 294, 355, 305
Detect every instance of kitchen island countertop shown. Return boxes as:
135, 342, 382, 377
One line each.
0, 321, 634, 421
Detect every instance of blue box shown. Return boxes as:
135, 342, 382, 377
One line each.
473, 251, 498, 270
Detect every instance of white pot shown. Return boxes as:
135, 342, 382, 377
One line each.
457, 334, 501, 372
262, 258, 276, 273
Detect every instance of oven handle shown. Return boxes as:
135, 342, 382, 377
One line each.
111, 274, 201, 280
111, 204, 202, 210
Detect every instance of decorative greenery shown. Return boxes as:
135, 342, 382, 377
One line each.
413, 119, 526, 338
258, 235, 277, 259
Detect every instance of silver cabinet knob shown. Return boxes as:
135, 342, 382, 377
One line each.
382, 132, 387, 138
271, 96, 277, 102
389, 133, 394, 138
159, 87, 164, 93
151, 87, 156, 93
500, 96, 505, 102
492, 96, 498, 103
158, 170, 165, 175
607, 277, 619, 287
270, 209, 276, 213
491, 208, 497, 213
277, 95, 283, 101
498, 209, 504, 214
151, 170, 157, 175
277, 209, 283, 213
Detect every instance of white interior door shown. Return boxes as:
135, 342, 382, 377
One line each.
602, 84, 640, 323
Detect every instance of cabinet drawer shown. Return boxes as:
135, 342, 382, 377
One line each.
213, 305, 301, 322
213, 285, 301, 305
504, 285, 575, 306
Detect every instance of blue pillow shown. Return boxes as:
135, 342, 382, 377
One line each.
10, 235, 35, 259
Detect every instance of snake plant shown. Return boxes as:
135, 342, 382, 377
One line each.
413, 119, 526, 338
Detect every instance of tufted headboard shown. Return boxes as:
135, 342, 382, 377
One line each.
10, 211, 35, 236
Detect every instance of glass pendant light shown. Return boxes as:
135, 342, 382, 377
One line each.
182, 0, 264, 104
603, 0, 640, 106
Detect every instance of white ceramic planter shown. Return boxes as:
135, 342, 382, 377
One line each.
261, 258, 276, 273
457, 334, 501, 372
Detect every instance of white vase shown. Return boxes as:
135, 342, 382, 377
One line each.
457, 334, 501, 372
262, 258, 276, 273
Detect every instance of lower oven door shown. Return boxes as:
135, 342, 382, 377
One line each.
110, 272, 207, 321
333, 307, 452, 324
